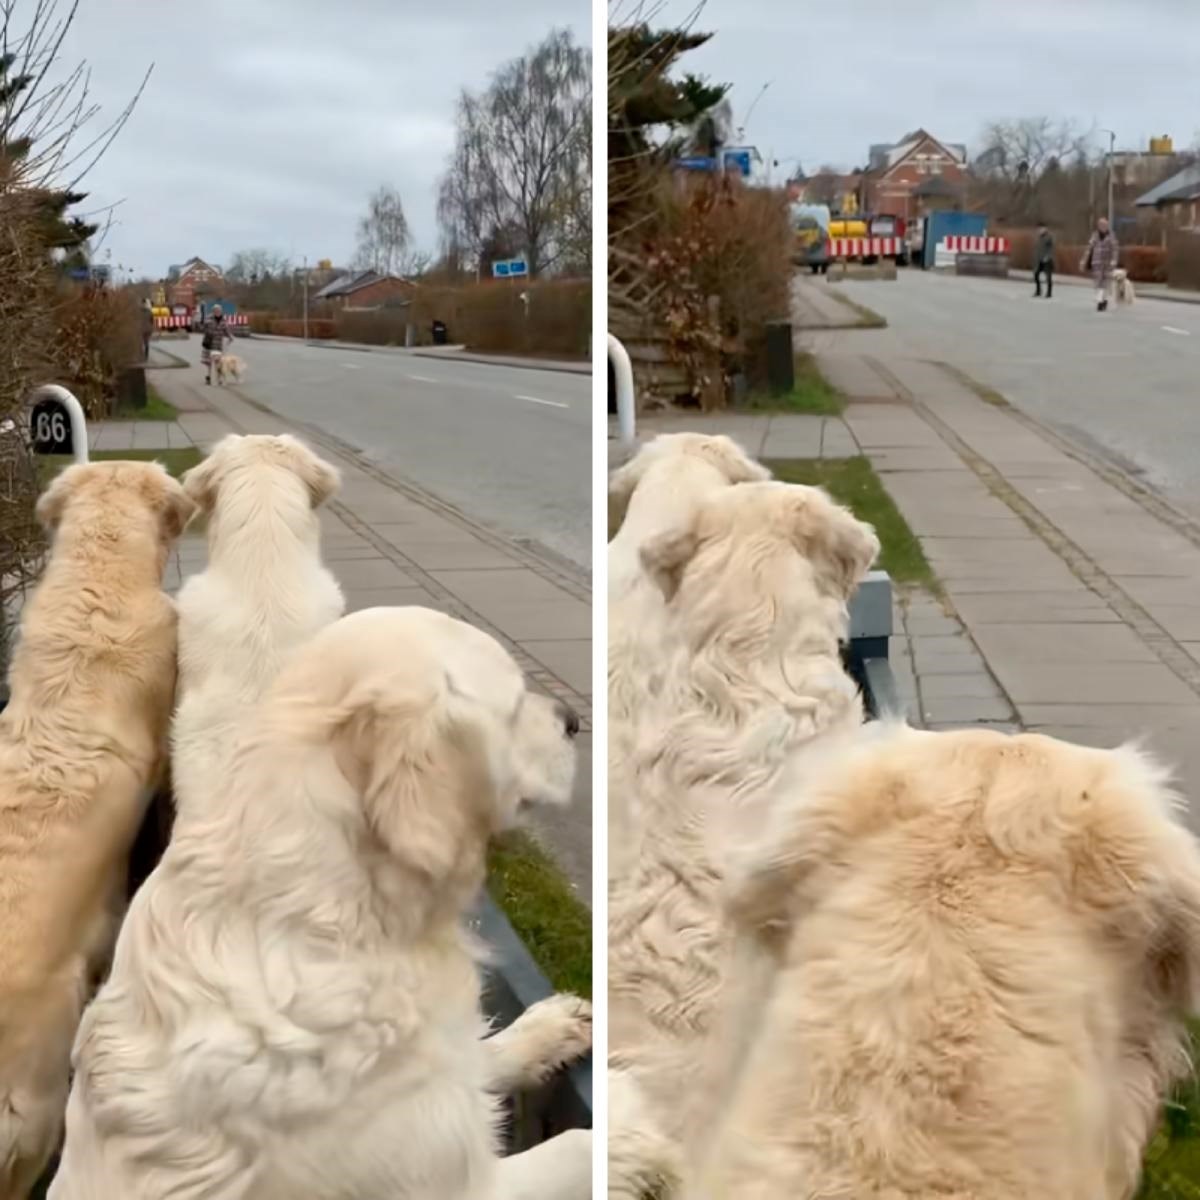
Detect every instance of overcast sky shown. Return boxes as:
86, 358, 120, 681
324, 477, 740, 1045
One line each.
651, 0, 1199, 181
42, 0, 588, 279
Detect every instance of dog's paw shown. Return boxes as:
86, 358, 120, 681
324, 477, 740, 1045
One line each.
525, 992, 593, 1062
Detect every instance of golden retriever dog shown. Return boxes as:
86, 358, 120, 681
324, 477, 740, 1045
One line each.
687, 725, 1200, 1200
608, 433, 769, 880
608, 481, 878, 1191
213, 351, 245, 385
49, 607, 592, 1200
1114, 267, 1136, 306
172, 434, 344, 817
0, 462, 193, 1198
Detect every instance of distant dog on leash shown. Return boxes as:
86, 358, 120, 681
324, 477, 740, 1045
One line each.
214, 352, 246, 385
1113, 268, 1136, 306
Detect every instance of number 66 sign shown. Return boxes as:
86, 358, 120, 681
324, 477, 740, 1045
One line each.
29, 385, 89, 463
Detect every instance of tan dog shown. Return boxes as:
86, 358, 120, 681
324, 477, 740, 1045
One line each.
608, 480, 879, 1195
1114, 267, 1136, 306
214, 351, 245, 384
608, 434, 769, 881
689, 725, 1200, 1200
0, 461, 193, 1197
50, 607, 592, 1200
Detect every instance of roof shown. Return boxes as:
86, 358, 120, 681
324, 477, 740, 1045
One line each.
313, 269, 407, 300
1135, 163, 1200, 207
868, 129, 967, 173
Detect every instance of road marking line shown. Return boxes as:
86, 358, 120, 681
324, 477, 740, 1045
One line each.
1162, 325, 1191, 336
340, 362, 362, 370
409, 374, 438, 382
517, 394, 568, 408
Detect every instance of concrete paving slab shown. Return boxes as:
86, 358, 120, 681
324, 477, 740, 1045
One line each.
467, 598, 591, 641
333, 559, 418, 589
345, 586, 441, 613
394, 540, 518, 570
973, 622, 1160, 665
993, 661, 1198, 707
518, 640, 591, 695
950, 591, 1120, 625
821, 421, 861, 458
430, 568, 572, 604
760, 418, 825, 458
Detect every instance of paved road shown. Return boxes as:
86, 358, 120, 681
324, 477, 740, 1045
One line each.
831, 271, 1200, 520
172, 337, 592, 570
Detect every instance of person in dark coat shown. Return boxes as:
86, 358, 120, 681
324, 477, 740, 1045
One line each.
199, 304, 236, 385
1081, 217, 1119, 312
1033, 224, 1055, 298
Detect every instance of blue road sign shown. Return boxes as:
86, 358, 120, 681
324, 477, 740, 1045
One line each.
492, 257, 529, 279
723, 149, 752, 177
676, 155, 716, 171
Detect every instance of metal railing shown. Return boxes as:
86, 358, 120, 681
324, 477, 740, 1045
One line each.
608, 333, 636, 447
843, 569, 901, 718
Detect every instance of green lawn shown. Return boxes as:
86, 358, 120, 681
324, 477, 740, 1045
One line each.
765, 456, 935, 590
113, 382, 178, 421
1139, 1032, 1200, 1199
488, 831, 591, 998
746, 352, 844, 416
38, 446, 202, 489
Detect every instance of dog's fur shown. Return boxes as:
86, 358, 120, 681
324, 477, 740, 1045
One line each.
686, 725, 1200, 1200
0, 462, 192, 1197
213, 352, 245, 385
172, 434, 344, 817
48, 607, 591, 1200
1114, 268, 1136, 306
607, 434, 769, 880
608, 480, 879, 1163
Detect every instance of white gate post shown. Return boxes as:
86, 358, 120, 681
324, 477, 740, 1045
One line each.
607, 333, 635, 447
30, 384, 89, 464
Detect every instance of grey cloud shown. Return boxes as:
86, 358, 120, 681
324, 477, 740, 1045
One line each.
45, 0, 588, 278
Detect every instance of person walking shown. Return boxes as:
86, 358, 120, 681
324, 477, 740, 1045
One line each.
199, 303, 235, 385
140, 299, 154, 359
1082, 217, 1119, 312
1033, 223, 1055, 298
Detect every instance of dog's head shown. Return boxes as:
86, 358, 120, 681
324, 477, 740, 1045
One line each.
268, 607, 579, 900
182, 433, 340, 520
721, 727, 1200, 1189
639, 479, 879, 631
37, 460, 195, 567
608, 433, 769, 537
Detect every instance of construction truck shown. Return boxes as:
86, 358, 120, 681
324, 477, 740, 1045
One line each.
791, 202, 831, 274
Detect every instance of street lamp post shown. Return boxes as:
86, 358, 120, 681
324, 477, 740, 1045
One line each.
302, 254, 309, 344
1099, 128, 1116, 230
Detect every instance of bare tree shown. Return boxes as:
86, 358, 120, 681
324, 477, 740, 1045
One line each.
976, 117, 1094, 186
353, 185, 410, 276
225, 247, 291, 283
437, 28, 590, 277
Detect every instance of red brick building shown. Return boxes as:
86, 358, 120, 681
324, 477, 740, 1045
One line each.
863, 130, 969, 221
166, 256, 223, 309
312, 269, 413, 309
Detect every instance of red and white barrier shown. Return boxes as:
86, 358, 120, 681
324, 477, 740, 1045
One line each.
942, 235, 1010, 255
829, 237, 901, 259
154, 314, 249, 329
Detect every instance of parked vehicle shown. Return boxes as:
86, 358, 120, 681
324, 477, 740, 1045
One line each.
868, 214, 910, 265
791, 202, 831, 274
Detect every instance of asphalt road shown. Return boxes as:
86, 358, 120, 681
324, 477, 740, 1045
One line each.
835, 271, 1200, 519
174, 337, 592, 570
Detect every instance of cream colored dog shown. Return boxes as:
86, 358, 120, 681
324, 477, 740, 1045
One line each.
689, 725, 1200, 1200
0, 462, 193, 1197
1114, 267, 1136, 305
213, 351, 245, 384
608, 480, 879, 1194
608, 433, 769, 880
172, 434, 344, 817
49, 607, 592, 1200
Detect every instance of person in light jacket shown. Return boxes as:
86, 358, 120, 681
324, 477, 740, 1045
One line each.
1082, 217, 1119, 312
1033, 223, 1055, 299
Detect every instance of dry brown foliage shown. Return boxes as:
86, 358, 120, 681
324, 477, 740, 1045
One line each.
52, 283, 141, 417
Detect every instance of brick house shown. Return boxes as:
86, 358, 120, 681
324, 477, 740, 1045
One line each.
312, 269, 413, 309
863, 130, 969, 221
166, 256, 223, 309
1135, 163, 1200, 235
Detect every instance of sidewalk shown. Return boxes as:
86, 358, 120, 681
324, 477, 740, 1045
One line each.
1004, 268, 1200, 305
138, 367, 593, 894
613, 356, 1200, 828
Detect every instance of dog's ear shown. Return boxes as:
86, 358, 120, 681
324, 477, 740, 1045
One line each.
181, 446, 225, 514
337, 691, 488, 895
639, 520, 701, 602
785, 486, 879, 600
697, 435, 771, 484
153, 473, 197, 541
280, 435, 341, 509
35, 463, 90, 531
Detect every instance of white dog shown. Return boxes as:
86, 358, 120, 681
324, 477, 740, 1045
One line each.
607, 434, 769, 879
1113, 267, 1136, 305
688, 724, 1200, 1200
172, 434, 344, 817
213, 351, 246, 384
608, 480, 879, 1193
48, 607, 592, 1200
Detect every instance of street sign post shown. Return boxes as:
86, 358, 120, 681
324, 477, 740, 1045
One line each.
29, 385, 89, 464
491, 257, 529, 279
